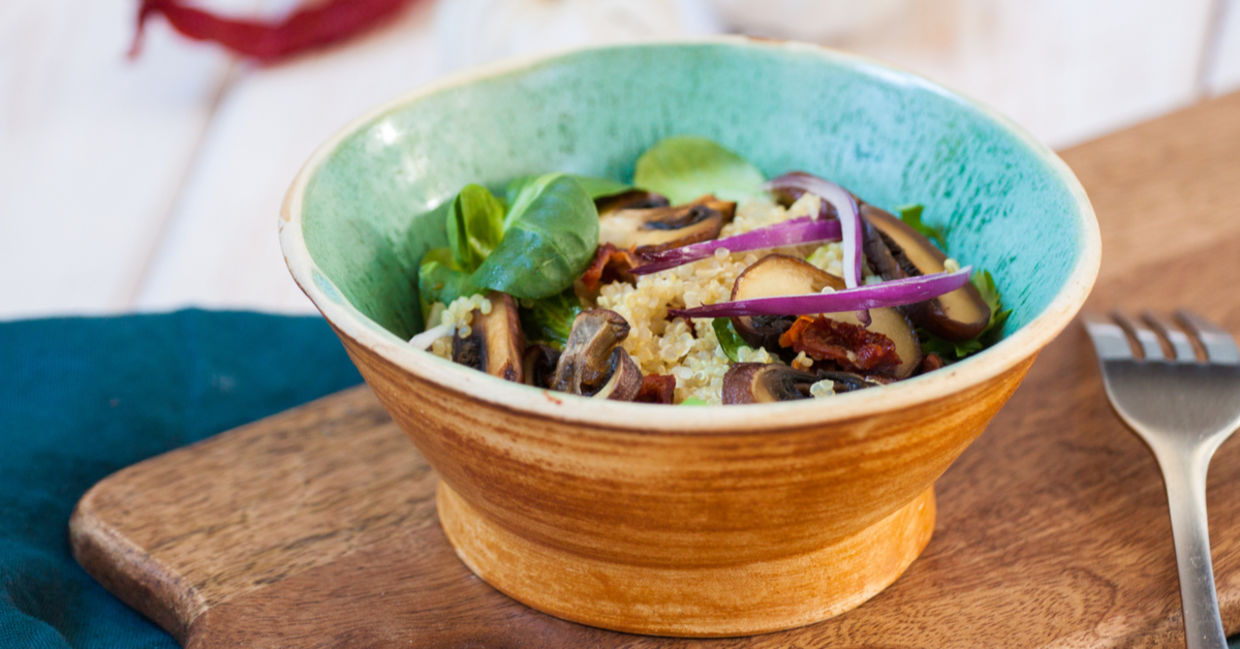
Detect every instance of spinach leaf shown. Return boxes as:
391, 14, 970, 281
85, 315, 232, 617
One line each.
417, 247, 473, 317
633, 135, 764, 204
711, 318, 749, 362
446, 184, 506, 270
917, 269, 1011, 360
472, 173, 599, 300
519, 290, 583, 348
895, 204, 947, 250
506, 173, 632, 204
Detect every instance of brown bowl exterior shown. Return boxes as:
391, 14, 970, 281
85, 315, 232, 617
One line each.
337, 327, 1036, 635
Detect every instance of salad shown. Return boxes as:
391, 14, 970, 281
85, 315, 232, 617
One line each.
409, 136, 1008, 405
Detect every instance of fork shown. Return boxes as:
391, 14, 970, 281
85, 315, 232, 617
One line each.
1084, 310, 1240, 649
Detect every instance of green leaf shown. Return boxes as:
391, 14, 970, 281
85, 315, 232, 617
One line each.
446, 184, 506, 271
417, 247, 474, 317
711, 318, 749, 362
570, 175, 633, 201
633, 135, 765, 204
971, 269, 1012, 343
916, 269, 1010, 360
519, 290, 583, 348
472, 173, 600, 300
895, 204, 947, 250
506, 174, 632, 204
679, 396, 710, 406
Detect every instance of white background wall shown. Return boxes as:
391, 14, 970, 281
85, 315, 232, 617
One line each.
2, 0, 1237, 320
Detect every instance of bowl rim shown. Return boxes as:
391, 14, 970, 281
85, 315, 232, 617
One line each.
279, 36, 1101, 434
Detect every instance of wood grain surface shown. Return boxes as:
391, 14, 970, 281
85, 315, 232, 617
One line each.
7, 1, 1240, 321
70, 93, 1240, 647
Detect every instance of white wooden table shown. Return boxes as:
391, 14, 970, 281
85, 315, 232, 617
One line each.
3, 0, 1238, 321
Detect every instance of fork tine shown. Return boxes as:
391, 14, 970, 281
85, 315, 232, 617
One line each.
1175, 310, 1240, 365
1082, 313, 1134, 360
1142, 311, 1198, 362
1112, 311, 1165, 360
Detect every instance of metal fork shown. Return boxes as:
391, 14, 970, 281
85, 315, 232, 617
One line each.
1084, 310, 1240, 649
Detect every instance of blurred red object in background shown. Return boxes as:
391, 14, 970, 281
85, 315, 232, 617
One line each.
129, 0, 421, 63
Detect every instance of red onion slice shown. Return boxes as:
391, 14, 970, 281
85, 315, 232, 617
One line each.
631, 217, 841, 275
763, 173, 863, 289
668, 267, 974, 319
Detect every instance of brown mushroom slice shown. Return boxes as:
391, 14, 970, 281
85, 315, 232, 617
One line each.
598, 196, 736, 254
816, 371, 881, 393
550, 309, 643, 397
722, 363, 819, 404
522, 344, 561, 389
861, 205, 990, 341
729, 254, 832, 349
589, 348, 644, 400
452, 292, 524, 383
729, 254, 922, 379
595, 189, 669, 214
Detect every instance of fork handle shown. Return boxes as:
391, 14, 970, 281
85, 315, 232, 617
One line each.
1157, 449, 1227, 649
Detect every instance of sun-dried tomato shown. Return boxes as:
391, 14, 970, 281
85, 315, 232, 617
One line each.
778, 316, 901, 374
578, 244, 639, 292
634, 374, 676, 404
917, 352, 946, 374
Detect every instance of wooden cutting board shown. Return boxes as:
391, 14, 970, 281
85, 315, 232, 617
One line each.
70, 93, 1240, 649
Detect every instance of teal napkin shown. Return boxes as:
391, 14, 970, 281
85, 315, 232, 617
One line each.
0, 310, 360, 648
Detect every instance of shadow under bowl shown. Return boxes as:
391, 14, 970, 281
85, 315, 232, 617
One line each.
279, 38, 1100, 637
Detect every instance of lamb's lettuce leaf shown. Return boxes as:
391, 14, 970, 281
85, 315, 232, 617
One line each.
634, 135, 764, 204
419, 173, 600, 308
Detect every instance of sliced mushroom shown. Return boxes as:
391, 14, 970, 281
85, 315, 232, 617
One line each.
589, 348, 644, 400
452, 292, 524, 382
722, 363, 819, 404
723, 364, 883, 404
815, 371, 881, 393
730, 254, 829, 349
522, 344, 561, 389
598, 196, 736, 254
550, 309, 644, 399
861, 204, 990, 341
595, 189, 669, 214
729, 254, 923, 378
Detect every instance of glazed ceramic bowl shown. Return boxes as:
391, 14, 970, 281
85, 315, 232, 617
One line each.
280, 39, 1100, 637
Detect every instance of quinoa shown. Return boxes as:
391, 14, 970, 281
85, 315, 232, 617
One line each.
594, 193, 836, 404
809, 378, 836, 398
427, 294, 492, 360
426, 193, 859, 404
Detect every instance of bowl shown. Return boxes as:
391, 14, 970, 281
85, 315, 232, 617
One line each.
279, 38, 1100, 637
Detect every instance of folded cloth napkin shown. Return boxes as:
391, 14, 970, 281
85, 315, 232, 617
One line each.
0, 310, 360, 649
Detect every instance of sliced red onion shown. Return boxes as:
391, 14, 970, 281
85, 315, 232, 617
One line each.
631, 217, 841, 275
668, 267, 974, 319
764, 173, 863, 289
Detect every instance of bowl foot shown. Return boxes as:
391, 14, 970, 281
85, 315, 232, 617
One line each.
437, 483, 935, 637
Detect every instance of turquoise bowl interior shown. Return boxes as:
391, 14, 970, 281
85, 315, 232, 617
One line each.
283, 39, 1099, 422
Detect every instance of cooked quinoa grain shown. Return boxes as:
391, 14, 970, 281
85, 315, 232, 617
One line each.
428, 195, 853, 403
595, 195, 831, 403
428, 294, 493, 360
